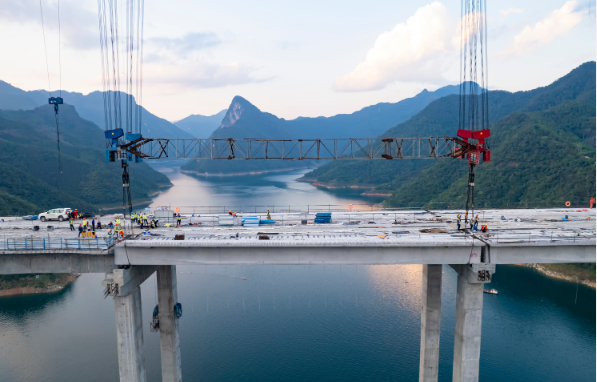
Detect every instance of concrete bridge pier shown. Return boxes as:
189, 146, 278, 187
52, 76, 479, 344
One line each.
419, 264, 443, 382
114, 285, 146, 382
103, 266, 158, 382
450, 263, 495, 382
157, 265, 182, 382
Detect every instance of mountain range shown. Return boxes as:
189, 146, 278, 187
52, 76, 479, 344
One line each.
0, 82, 193, 139
0, 104, 171, 215
210, 84, 467, 140
174, 110, 227, 138
304, 61, 596, 209
182, 84, 467, 174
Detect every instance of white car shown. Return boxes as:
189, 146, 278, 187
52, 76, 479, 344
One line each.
38, 208, 71, 222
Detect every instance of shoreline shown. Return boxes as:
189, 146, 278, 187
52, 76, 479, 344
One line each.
0, 274, 80, 297
297, 177, 391, 196
514, 263, 596, 288
181, 167, 312, 177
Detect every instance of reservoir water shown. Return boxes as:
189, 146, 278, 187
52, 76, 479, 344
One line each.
0, 166, 594, 381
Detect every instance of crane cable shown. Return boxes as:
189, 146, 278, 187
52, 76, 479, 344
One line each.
39, 0, 63, 173
460, 0, 489, 231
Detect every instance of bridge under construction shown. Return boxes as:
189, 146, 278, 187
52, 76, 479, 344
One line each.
0, 207, 594, 382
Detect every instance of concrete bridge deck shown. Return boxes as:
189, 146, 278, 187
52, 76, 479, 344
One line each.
1, 207, 594, 382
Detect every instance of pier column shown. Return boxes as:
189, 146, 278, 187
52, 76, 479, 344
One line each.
419, 264, 443, 382
114, 285, 146, 382
157, 265, 182, 382
449, 264, 494, 382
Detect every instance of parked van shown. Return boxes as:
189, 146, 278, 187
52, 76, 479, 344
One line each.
38, 208, 71, 222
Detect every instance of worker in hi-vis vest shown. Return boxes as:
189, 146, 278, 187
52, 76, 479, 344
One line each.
456, 213, 461, 230
115, 217, 121, 231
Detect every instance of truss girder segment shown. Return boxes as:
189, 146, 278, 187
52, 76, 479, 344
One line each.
120, 137, 464, 160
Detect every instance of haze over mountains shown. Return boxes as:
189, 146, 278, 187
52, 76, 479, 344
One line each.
174, 110, 227, 139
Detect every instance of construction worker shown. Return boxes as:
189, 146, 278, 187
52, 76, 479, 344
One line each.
591, 197, 595, 209
97, 220, 102, 230
131, 212, 136, 224
229, 210, 233, 215
473, 214, 479, 231
91, 217, 96, 231
108, 221, 114, 229
74, 209, 78, 220
69, 218, 74, 231
82, 218, 88, 232
456, 213, 461, 230
115, 216, 121, 231
108, 229, 113, 238
143, 213, 148, 225
151, 219, 156, 229
481, 224, 488, 233
78, 224, 83, 237
177, 214, 182, 227
119, 230, 125, 240
267, 208, 271, 220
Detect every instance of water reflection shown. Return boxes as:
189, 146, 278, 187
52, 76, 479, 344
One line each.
146, 163, 384, 211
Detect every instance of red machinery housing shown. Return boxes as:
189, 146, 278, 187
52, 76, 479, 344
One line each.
456, 129, 491, 164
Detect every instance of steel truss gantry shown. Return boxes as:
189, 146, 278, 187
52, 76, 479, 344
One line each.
120, 137, 466, 160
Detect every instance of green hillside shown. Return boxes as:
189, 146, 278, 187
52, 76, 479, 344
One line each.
303, 62, 596, 204
385, 100, 596, 208
0, 105, 171, 215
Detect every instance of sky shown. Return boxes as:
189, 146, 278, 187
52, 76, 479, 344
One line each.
0, 0, 595, 122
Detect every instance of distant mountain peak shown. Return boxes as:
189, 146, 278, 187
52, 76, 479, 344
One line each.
221, 96, 260, 128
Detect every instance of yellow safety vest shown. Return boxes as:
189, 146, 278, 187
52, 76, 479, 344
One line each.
116, 219, 121, 225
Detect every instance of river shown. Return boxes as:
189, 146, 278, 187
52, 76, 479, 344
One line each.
0, 166, 594, 381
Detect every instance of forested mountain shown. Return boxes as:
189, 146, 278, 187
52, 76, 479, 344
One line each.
174, 110, 227, 138
303, 62, 596, 208
0, 105, 171, 215
384, 100, 595, 208
0, 82, 192, 139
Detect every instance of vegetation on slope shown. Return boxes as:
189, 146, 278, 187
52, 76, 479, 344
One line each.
305, 62, 595, 207
0, 105, 171, 215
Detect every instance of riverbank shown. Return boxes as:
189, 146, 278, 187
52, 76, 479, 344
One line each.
515, 263, 596, 288
181, 167, 312, 177
0, 273, 79, 297
297, 178, 393, 197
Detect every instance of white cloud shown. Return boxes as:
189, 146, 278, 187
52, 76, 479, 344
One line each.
0, 0, 97, 50
499, 1, 582, 57
333, 2, 457, 92
149, 32, 221, 58
146, 61, 270, 90
500, 8, 524, 16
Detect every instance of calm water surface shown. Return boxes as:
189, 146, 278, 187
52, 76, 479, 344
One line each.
0, 166, 594, 381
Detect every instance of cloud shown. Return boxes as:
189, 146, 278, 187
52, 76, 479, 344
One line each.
333, 2, 456, 92
500, 8, 524, 16
0, 0, 98, 50
147, 61, 270, 90
499, 1, 582, 57
149, 32, 221, 58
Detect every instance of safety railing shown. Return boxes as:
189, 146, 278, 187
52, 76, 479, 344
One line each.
0, 236, 117, 251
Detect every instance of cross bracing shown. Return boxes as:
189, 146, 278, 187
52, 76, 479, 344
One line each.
120, 137, 462, 160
